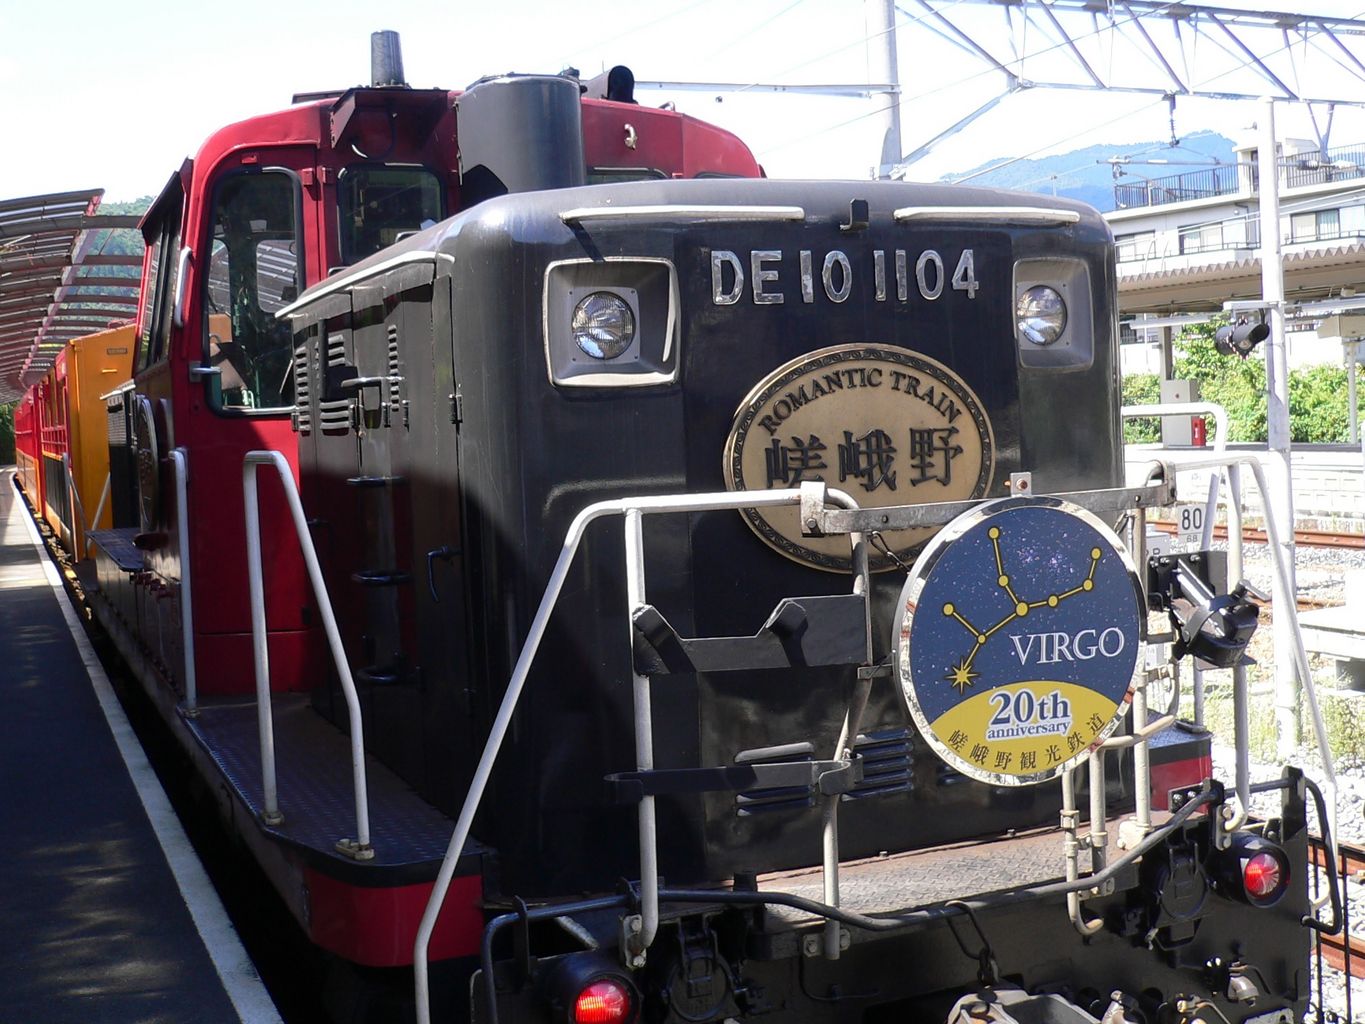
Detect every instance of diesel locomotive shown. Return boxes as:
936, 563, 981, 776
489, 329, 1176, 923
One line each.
13, 40, 1335, 1024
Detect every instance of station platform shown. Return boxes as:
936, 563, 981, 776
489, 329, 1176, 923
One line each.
0, 468, 280, 1023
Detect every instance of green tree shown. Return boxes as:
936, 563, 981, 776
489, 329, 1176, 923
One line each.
1289, 363, 1355, 443
1173, 320, 1268, 442
0, 403, 14, 464
1120, 372, 1162, 442
1126, 319, 1365, 444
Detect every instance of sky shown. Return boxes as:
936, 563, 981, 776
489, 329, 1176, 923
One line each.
3, 0, 1365, 204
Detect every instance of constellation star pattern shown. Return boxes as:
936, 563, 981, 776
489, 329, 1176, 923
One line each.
940, 526, 1102, 692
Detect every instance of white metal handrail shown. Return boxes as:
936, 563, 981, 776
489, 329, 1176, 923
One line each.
60, 453, 86, 560
242, 450, 372, 857
1122, 402, 1248, 814
1121, 400, 1229, 549
1140, 450, 1339, 914
88, 470, 111, 537
171, 451, 198, 713
414, 483, 865, 1024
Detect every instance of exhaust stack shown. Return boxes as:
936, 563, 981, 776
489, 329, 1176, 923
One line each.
371, 30, 407, 88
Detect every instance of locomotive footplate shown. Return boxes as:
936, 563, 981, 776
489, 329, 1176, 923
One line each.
183, 693, 469, 877
751, 812, 1147, 942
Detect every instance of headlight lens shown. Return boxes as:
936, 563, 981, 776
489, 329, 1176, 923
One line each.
572, 292, 636, 359
1017, 285, 1067, 346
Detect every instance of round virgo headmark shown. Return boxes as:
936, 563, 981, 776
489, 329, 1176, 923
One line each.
894, 497, 1144, 786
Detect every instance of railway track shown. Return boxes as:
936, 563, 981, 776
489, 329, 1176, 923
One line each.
1311, 837, 1365, 978
1149, 523, 1365, 550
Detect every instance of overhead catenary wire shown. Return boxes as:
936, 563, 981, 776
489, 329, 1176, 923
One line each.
757, 0, 1193, 162
761, 2, 1365, 179
704, 0, 809, 64
944, 6, 1365, 184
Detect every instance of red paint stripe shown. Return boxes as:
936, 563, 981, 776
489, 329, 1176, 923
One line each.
1149, 754, 1212, 811
305, 869, 484, 967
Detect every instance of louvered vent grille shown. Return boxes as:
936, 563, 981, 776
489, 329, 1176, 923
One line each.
842, 728, 913, 801
386, 324, 401, 413
734, 742, 815, 817
319, 331, 351, 433
105, 393, 128, 446
293, 342, 311, 434
318, 401, 351, 432
327, 331, 346, 365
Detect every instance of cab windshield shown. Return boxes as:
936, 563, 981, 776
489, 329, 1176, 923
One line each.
337, 165, 444, 266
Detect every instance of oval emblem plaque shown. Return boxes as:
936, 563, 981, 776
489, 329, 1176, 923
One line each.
893, 497, 1143, 786
724, 344, 995, 572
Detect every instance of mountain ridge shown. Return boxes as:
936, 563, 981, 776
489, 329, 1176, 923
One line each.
930, 131, 1238, 213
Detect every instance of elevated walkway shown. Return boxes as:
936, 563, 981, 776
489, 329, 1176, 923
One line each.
0, 467, 279, 1023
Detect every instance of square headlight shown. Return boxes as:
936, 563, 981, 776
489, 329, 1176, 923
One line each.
543, 258, 679, 387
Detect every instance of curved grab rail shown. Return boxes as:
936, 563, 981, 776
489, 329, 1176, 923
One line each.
1142, 450, 1339, 915
1122, 402, 1244, 813
170, 451, 198, 712
242, 450, 371, 856
413, 483, 865, 1024
1121, 400, 1229, 549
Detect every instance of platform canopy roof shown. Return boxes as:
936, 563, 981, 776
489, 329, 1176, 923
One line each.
0, 190, 143, 404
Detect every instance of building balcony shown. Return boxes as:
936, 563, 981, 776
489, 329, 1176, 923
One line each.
1114, 165, 1243, 209
1112, 144, 1365, 211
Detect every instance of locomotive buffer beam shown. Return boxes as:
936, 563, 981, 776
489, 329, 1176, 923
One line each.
606, 757, 863, 804
631, 594, 868, 677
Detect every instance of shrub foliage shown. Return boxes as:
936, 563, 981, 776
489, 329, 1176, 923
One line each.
1122, 319, 1363, 444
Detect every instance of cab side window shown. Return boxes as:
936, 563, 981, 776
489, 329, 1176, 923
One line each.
137, 192, 183, 372
337, 164, 443, 266
203, 171, 301, 411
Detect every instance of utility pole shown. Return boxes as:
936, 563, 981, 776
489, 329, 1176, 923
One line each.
1258, 98, 1300, 756
869, 0, 902, 179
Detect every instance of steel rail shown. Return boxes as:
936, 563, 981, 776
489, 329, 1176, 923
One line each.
1310, 836, 1364, 978
1149, 521, 1365, 550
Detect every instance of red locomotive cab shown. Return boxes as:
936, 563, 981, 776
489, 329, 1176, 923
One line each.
82, 38, 776, 981
127, 62, 765, 703
580, 96, 763, 183
115, 69, 465, 701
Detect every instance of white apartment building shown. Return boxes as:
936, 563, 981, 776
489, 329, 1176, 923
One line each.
1105, 134, 1365, 377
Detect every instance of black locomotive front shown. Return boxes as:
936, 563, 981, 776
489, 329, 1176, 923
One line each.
435, 178, 1123, 892
285, 172, 1316, 1024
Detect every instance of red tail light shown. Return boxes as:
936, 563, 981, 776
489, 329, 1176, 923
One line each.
573, 979, 632, 1024
1243, 851, 1284, 900
1212, 833, 1291, 908
545, 954, 639, 1024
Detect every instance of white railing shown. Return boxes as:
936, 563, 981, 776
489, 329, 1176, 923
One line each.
171, 450, 198, 712
413, 451, 1337, 1016
1129, 446, 1339, 910
1122, 401, 1231, 732
242, 449, 372, 858
413, 483, 867, 1024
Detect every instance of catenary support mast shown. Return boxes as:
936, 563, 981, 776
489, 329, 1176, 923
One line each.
1258, 98, 1300, 756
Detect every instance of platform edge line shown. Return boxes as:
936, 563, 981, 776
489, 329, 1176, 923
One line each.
11, 474, 285, 1024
